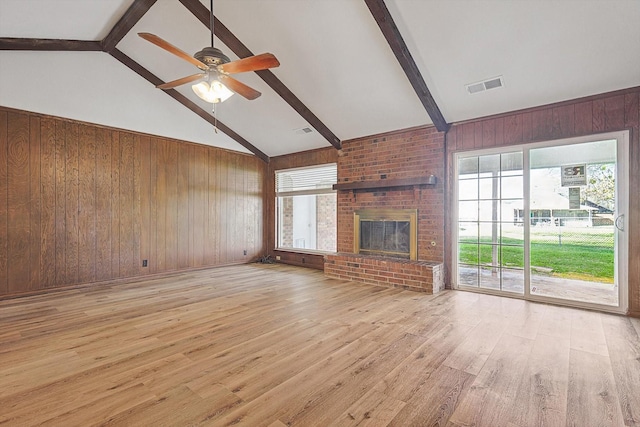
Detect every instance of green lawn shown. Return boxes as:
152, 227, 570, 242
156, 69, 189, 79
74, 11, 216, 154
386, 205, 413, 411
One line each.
459, 237, 614, 281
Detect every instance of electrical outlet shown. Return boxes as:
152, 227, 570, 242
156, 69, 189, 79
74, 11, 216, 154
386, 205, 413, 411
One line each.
142, 259, 148, 267
302, 257, 306, 263
275, 255, 281, 261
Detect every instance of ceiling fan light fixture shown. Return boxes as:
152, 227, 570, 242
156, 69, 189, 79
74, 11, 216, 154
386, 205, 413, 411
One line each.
192, 77, 234, 104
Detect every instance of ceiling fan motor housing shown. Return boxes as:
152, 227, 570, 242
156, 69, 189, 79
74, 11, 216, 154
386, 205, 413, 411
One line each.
194, 47, 231, 67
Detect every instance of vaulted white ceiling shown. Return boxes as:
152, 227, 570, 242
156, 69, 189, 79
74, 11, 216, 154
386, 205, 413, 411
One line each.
1, 0, 639, 159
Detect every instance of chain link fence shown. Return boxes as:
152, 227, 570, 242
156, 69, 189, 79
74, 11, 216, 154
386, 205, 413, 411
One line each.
527, 216, 614, 248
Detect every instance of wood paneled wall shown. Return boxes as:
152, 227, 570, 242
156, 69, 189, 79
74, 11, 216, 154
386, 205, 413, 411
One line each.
266, 147, 339, 267
446, 87, 640, 316
0, 107, 266, 297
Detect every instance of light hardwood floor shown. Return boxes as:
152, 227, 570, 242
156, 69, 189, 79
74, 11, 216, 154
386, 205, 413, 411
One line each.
1, 264, 639, 426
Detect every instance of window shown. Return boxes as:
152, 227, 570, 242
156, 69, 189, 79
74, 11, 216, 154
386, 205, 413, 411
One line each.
276, 164, 337, 252
456, 151, 524, 294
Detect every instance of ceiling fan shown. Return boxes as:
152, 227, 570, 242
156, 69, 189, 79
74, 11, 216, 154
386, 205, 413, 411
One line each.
138, 0, 279, 104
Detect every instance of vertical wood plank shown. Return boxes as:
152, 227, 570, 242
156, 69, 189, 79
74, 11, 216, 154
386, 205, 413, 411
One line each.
207, 150, 220, 265
455, 125, 463, 151
238, 155, 246, 261
473, 122, 483, 149
625, 92, 640, 314
119, 132, 135, 277
219, 150, 228, 264
77, 124, 96, 284
530, 108, 553, 141
246, 158, 257, 257
593, 98, 605, 132
258, 162, 266, 256
64, 122, 79, 285
148, 138, 158, 274
110, 131, 120, 278
131, 134, 142, 275
138, 135, 151, 274
95, 128, 112, 281
29, 116, 41, 291
253, 158, 263, 257
192, 145, 206, 267
552, 104, 574, 139
204, 148, 215, 265
0, 111, 8, 294
521, 112, 533, 142
244, 157, 252, 257
461, 123, 475, 151
7, 112, 31, 292
155, 139, 167, 272
177, 144, 190, 269
213, 150, 222, 264
604, 95, 625, 131
188, 145, 196, 267
227, 154, 242, 262
229, 154, 237, 262
494, 117, 504, 146
447, 125, 458, 151
624, 92, 639, 128
165, 140, 178, 271
481, 119, 495, 148
503, 114, 523, 145
39, 118, 56, 288
574, 101, 593, 135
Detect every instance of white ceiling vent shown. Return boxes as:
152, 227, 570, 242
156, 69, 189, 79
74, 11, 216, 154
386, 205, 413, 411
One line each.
294, 127, 314, 135
465, 76, 504, 94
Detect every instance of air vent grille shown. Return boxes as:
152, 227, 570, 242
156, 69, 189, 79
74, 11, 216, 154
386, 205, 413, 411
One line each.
465, 76, 504, 94
294, 127, 313, 135
467, 83, 485, 94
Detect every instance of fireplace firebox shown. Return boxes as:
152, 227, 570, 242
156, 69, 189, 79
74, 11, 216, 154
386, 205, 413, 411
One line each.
354, 209, 417, 260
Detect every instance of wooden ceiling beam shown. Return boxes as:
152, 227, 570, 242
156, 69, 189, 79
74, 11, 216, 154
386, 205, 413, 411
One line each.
0, 38, 102, 51
101, 0, 157, 53
178, 0, 343, 150
364, 0, 450, 133
109, 49, 270, 163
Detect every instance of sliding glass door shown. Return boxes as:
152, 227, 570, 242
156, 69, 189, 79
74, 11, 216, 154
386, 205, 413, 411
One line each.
454, 131, 629, 312
457, 151, 524, 294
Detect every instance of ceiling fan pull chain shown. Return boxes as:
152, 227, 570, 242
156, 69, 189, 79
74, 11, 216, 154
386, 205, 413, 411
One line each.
213, 104, 218, 134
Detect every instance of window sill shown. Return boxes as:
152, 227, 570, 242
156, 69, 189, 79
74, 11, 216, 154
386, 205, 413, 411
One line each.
274, 248, 336, 256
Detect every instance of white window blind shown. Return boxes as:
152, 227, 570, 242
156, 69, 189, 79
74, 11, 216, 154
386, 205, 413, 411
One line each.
275, 163, 337, 196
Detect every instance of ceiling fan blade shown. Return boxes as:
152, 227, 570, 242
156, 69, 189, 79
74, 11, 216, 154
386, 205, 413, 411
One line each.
138, 32, 208, 70
220, 75, 261, 100
218, 53, 280, 74
157, 73, 205, 89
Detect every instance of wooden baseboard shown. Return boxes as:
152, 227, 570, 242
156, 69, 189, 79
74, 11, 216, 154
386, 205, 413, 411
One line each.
272, 250, 324, 270
0, 261, 251, 301
628, 309, 640, 318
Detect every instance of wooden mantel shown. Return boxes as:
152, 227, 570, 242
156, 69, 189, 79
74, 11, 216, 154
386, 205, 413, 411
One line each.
332, 175, 437, 191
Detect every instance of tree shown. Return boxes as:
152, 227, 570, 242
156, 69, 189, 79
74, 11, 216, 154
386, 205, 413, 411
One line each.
583, 163, 615, 211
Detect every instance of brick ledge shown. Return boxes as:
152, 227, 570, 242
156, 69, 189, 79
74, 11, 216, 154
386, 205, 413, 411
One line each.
324, 253, 444, 294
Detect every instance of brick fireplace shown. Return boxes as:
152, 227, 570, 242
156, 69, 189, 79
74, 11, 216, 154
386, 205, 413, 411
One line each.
324, 126, 446, 293
354, 208, 417, 260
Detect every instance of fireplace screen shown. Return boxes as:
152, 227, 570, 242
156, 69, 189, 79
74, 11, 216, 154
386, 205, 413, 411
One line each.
354, 209, 417, 260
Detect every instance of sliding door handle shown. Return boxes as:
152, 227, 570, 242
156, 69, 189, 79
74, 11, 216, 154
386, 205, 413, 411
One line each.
615, 214, 625, 231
